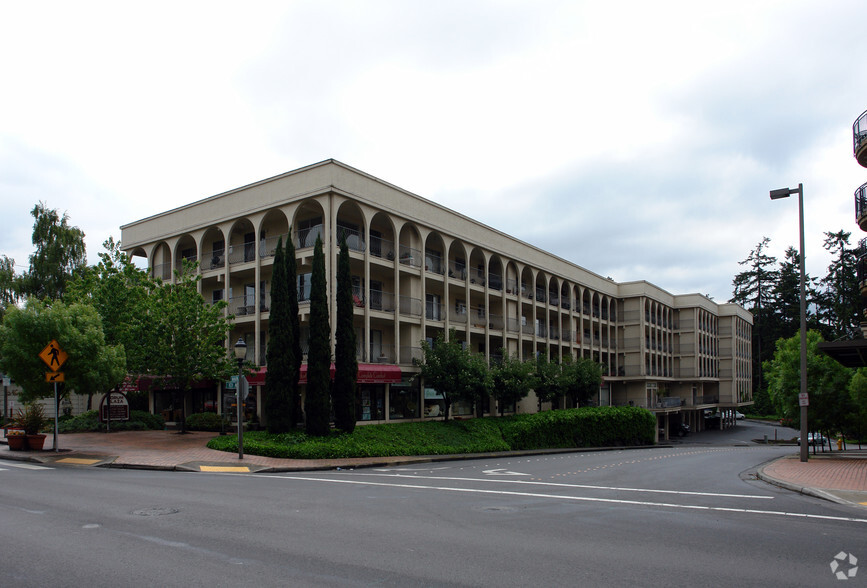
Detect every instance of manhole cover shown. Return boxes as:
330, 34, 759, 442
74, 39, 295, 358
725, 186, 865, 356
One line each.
132, 507, 179, 517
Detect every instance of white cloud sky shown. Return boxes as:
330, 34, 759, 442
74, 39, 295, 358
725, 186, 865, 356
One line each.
2, 0, 867, 302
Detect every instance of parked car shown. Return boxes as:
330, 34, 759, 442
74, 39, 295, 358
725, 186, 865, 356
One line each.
735, 411, 745, 420
797, 433, 827, 446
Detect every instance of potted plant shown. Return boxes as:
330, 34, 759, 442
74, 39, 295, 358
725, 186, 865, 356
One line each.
5, 426, 27, 451
15, 402, 48, 451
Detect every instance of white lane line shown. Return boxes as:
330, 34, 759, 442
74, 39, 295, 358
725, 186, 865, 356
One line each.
251, 473, 867, 525
0, 461, 52, 470
351, 472, 774, 500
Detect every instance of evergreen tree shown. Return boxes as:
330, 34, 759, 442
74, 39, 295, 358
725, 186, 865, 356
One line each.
305, 235, 331, 436
333, 235, 357, 433
286, 229, 302, 428
769, 246, 805, 342
730, 237, 778, 398
817, 230, 860, 340
264, 238, 295, 433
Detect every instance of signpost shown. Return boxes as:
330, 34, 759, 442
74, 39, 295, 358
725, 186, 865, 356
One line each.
99, 391, 130, 432
39, 340, 67, 452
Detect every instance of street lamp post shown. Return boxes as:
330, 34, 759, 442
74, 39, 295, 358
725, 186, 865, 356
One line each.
770, 183, 808, 463
233, 337, 247, 460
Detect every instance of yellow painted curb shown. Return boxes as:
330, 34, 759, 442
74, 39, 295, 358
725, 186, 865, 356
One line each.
200, 465, 250, 473
57, 457, 102, 465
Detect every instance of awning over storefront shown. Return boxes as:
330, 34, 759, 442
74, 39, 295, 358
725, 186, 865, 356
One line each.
242, 364, 402, 386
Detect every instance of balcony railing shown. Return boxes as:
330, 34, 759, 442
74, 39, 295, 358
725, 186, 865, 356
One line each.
488, 272, 503, 291
425, 252, 445, 275
229, 296, 256, 317
399, 346, 423, 364
398, 245, 422, 268
854, 108, 867, 164
368, 289, 396, 312
448, 261, 466, 280
399, 294, 422, 317
297, 224, 322, 249
204, 249, 225, 270
369, 235, 395, 260
337, 224, 365, 252
370, 344, 396, 363
856, 183, 867, 226
259, 233, 289, 258
151, 263, 171, 281
228, 241, 256, 265
425, 300, 445, 321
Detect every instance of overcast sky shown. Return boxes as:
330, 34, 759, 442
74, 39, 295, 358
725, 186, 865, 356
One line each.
2, 0, 867, 303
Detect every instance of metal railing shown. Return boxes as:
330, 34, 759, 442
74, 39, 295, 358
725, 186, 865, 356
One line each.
204, 249, 225, 270
399, 294, 422, 316
368, 289, 396, 312
369, 235, 395, 260
398, 245, 422, 268
259, 233, 289, 258
337, 224, 365, 252
425, 252, 444, 275
854, 108, 867, 156
297, 224, 322, 249
228, 242, 256, 264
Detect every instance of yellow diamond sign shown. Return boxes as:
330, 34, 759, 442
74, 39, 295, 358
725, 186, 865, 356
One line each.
39, 340, 68, 370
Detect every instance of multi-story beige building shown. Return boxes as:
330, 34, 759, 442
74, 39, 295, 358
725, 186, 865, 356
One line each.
120, 160, 752, 437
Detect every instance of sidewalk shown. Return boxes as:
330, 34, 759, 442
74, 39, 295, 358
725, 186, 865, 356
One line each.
1, 430, 866, 508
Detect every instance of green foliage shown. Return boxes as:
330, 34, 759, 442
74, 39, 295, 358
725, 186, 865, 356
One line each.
416, 329, 489, 420
66, 237, 156, 375
146, 264, 236, 432
264, 237, 296, 433
305, 235, 331, 436
57, 410, 165, 432
494, 406, 656, 450
764, 330, 854, 435
333, 234, 357, 433
563, 356, 603, 407
850, 369, 867, 440
15, 402, 48, 434
185, 412, 227, 432
0, 254, 16, 321
18, 202, 87, 301
206, 407, 655, 458
491, 352, 537, 414
0, 298, 126, 402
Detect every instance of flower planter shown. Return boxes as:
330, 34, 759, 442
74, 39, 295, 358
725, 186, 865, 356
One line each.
6, 430, 27, 451
26, 434, 47, 451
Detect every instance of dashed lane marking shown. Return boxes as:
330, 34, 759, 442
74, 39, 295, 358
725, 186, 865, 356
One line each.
0, 461, 52, 470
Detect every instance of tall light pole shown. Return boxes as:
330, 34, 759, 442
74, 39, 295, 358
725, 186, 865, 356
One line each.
770, 183, 808, 463
233, 337, 247, 460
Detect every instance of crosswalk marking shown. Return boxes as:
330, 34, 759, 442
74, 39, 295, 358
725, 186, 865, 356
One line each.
0, 461, 52, 470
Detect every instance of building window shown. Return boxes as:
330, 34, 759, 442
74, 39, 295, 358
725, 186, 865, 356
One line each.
389, 377, 420, 420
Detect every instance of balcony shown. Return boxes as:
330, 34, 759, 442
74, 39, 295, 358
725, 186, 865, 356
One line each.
858, 239, 867, 297
398, 245, 422, 268
854, 109, 867, 167
856, 183, 867, 232
337, 224, 365, 253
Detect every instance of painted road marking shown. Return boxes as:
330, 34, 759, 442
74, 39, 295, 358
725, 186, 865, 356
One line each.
355, 472, 774, 500
251, 474, 867, 525
0, 461, 51, 470
200, 465, 250, 473
57, 457, 102, 465
483, 468, 531, 476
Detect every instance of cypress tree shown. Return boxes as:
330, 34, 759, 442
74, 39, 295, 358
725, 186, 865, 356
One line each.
333, 234, 357, 433
305, 235, 331, 436
286, 228, 301, 428
264, 237, 293, 433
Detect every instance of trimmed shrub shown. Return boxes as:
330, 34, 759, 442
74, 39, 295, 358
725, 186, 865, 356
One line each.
206, 407, 656, 459
185, 412, 227, 432
57, 409, 165, 433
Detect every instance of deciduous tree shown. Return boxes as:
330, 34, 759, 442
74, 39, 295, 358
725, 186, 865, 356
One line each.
20, 202, 87, 301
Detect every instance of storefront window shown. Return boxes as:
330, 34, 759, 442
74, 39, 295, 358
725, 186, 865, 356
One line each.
452, 398, 473, 416
358, 385, 385, 421
424, 387, 445, 417
389, 377, 420, 420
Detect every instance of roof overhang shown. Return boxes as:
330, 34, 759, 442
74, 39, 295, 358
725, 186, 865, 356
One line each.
817, 339, 867, 368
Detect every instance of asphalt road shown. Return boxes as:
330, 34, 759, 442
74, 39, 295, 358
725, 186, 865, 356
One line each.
1, 422, 865, 587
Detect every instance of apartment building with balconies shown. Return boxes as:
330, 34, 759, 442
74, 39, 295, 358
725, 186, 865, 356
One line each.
120, 160, 753, 433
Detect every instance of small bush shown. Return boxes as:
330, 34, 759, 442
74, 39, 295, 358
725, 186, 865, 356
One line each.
185, 412, 227, 432
57, 409, 165, 433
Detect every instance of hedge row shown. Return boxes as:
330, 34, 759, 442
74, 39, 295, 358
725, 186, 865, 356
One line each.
206, 406, 656, 459
57, 410, 165, 433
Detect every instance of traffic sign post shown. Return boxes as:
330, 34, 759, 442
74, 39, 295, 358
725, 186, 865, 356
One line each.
39, 340, 67, 453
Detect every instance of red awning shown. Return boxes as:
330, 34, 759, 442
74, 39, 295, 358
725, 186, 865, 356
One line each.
244, 364, 402, 385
